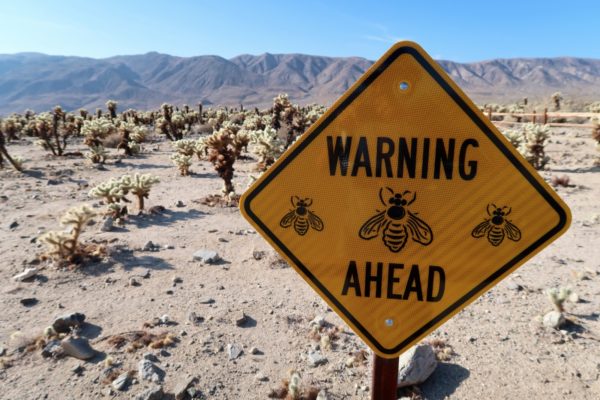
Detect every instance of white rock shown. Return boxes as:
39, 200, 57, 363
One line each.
543, 311, 565, 329
138, 359, 164, 382
397, 344, 437, 388
100, 217, 114, 232
307, 350, 328, 367
111, 372, 129, 391
12, 267, 38, 281
227, 343, 243, 360
193, 249, 220, 264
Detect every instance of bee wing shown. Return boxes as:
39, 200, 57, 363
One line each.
504, 220, 522, 242
280, 210, 297, 228
359, 211, 387, 239
471, 220, 491, 238
407, 211, 433, 245
307, 211, 324, 231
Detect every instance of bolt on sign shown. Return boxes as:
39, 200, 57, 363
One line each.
240, 41, 571, 358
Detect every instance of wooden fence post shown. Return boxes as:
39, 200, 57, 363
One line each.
532, 110, 536, 124
543, 108, 548, 124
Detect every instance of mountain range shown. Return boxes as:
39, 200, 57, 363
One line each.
1, 51, 600, 114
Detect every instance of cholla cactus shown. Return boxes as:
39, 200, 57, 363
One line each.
546, 287, 571, 312
520, 123, 550, 170
85, 144, 109, 164
171, 153, 192, 176
29, 107, 71, 156
172, 139, 197, 156
120, 173, 160, 210
0, 116, 22, 141
39, 205, 96, 262
288, 371, 301, 399
82, 118, 116, 147
206, 129, 237, 195
0, 130, 24, 172
502, 129, 522, 148
89, 178, 128, 204
195, 137, 208, 159
128, 141, 141, 155
592, 117, 600, 166
551, 92, 563, 111
130, 126, 148, 144
585, 101, 600, 113
250, 126, 284, 171
106, 100, 118, 119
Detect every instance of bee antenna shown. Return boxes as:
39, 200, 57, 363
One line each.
407, 192, 416, 205
487, 204, 495, 216
504, 207, 512, 215
291, 196, 300, 207
305, 198, 313, 207
379, 187, 388, 206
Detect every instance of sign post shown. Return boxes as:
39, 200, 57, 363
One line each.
241, 41, 570, 396
371, 354, 399, 399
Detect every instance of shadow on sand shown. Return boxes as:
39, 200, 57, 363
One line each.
417, 362, 470, 399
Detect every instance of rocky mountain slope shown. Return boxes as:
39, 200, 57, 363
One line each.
1, 51, 599, 114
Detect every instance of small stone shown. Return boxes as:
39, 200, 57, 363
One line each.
159, 314, 171, 325
143, 352, 159, 362
218, 237, 228, 243
316, 390, 330, 400
252, 250, 266, 260
307, 350, 328, 367
188, 312, 204, 326
12, 267, 38, 282
140, 269, 151, 279
0, 347, 6, 356
71, 364, 84, 375
235, 312, 249, 327
397, 343, 437, 388
111, 372, 130, 391
345, 356, 356, 368
505, 281, 523, 291
172, 276, 183, 284
309, 315, 326, 328
192, 249, 220, 264
20, 298, 38, 307
227, 343, 243, 360
254, 372, 269, 382
41, 340, 63, 358
568, 292, 580, 303
175, 200, 185, 208
250, 347, 260, 355
134, 385, 164, 400
198, 297, 215, 304
164, 244, 175, 250
60, 336, 96, 360
100, 217, 114, 232
138, 359, 164, 382
52, 312, 86, 333
8, 220, 19, 229
174, 375, 198, 400
543, 311, 566, 329
142, 241, 159, 252
129, 277, 141, 287
47, 179, 62, 185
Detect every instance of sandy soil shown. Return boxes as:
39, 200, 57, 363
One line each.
0, 127, 599, 400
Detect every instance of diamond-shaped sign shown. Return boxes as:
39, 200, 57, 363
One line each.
240, 41, 570, 358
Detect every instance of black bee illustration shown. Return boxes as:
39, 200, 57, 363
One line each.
280, 196, 324, 236
359, 188, 433, 253
472, 204, 521, 246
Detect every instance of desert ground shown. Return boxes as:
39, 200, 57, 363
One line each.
0, 126, 599, 400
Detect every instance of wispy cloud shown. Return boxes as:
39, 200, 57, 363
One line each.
362, 34, 407, 44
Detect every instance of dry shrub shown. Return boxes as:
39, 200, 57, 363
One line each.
551, 175, 571, 187
425, 338, 454, 361
101, 131, 122, 148
107, 331, 177, 353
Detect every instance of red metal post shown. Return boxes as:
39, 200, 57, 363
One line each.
544, 108, 548, 124
371, 354, 399, 400
532, 110, 536, 124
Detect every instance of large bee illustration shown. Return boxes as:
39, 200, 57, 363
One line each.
471, 204, 521, 246
359, 188, 433, 253
280, 196, 324, 236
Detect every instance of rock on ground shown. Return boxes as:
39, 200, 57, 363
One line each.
397, 343, 438, 388
192, 249, 220, 264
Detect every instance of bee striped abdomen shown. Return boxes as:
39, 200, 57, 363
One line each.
383, 222, 408, 252
294, 217, 309, 235
487, 226, 505, 246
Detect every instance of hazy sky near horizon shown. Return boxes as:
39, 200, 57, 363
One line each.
1, 0, 598, 62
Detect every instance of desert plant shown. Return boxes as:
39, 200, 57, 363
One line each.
502, 129, 522, 148
156, 103, 187, 141
172, 139, 197, 156
546, 287, 571, 312
0, 115, 22, 141
0, 130, 24, 172
206, 128, 237, 195
106, 100, 118, 120
171, 153, 192, 176
119, 174, 160, 211
30, 107, 71, 156
82, 118, 116, 147
85, 144, 109, 164
250, 126, 284, 171
551, 92, 563, 111
39, 205, 96, 262
520, 123, 550, 170
551, 175, 570, 187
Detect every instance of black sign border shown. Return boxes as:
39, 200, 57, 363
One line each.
243, 45, 569, 355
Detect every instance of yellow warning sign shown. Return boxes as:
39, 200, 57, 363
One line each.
240, 41, 571, 358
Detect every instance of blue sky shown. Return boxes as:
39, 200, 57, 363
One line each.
0, 0, 598, 61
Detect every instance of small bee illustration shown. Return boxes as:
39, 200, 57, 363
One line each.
472, 204, 521, 246
280, 196, 324, 236
359, 187, 433, 253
